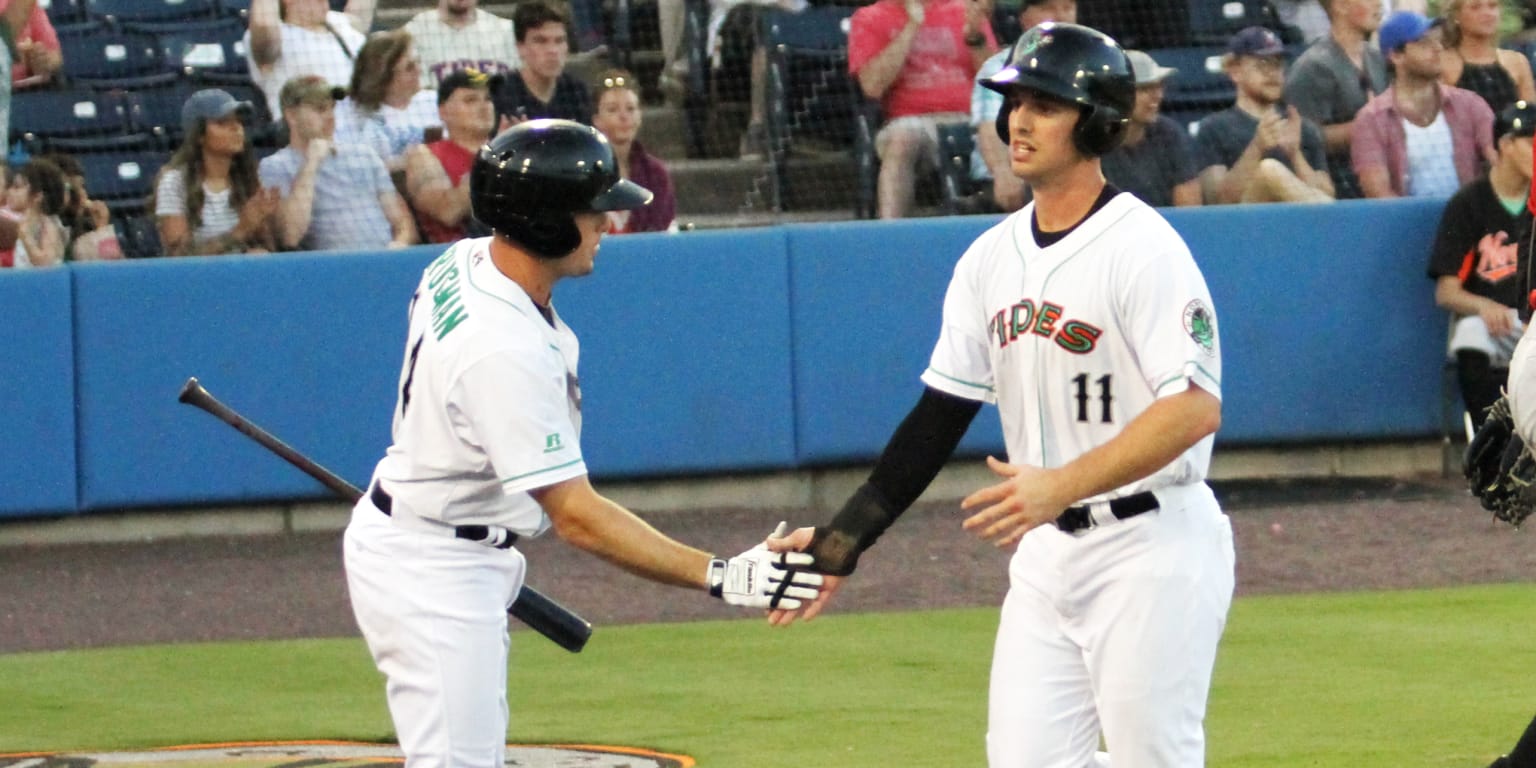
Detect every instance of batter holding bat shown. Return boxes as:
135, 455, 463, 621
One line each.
770, 23, 1234, 767
342, 118, 822, 768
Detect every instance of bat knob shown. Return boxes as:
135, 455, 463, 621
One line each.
178, 377, 203, 404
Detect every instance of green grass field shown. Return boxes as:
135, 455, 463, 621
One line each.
4, 584, 1535, 767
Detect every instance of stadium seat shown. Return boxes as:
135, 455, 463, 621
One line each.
760, 4, 860, 212
76, 150, 171, 209
9, 87, 157, 152
58, 26, 171, 87
936, 121, 981, 215
126, 78, 273, 144
40, 0, 90, 27
114, 213, 162, 258
122, 79, 197, 142
85, 0, 219, 28
217, 0, 249, 19
1149, 46, 1235, 114
148, 17, 248, 80
1188, 0, 1282, 46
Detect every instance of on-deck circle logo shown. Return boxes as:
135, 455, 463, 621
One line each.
0, 740, 694, 768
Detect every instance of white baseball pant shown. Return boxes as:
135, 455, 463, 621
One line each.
986, 483, 1235, 768
344, 502, 527, 768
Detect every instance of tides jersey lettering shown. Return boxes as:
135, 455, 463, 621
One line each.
371, 237, 586, 536
922, 193, 1222, 497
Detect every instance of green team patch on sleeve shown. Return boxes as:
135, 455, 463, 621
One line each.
425, 249, 469, 340
1182, 299, 1215, 355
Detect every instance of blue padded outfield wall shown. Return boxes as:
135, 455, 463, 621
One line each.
0, 197, 1447, 518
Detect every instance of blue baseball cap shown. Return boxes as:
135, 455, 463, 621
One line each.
182, 88, 253, 136
1379, 11, 1442, 54
1227, 26, 1286, 58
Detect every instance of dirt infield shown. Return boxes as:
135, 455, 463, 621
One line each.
3, 474, 1535, 655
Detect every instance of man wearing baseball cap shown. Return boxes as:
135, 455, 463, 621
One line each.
1352, 10, 1494, 198
968, 0, 1076, 212
1195, 26, 1334, 204
403, 68, 498, 243
1427, 99, 1536, 430
1100, 48, 1201, 207
258, 74, 418, 252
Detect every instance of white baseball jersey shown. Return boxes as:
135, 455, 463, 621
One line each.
370, 237, 586, 536
1508, 323, 1536, 446
922, 192, 1222, 500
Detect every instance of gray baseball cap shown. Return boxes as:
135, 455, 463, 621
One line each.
182, 88, 254, 136
1125, 49, 1177, 86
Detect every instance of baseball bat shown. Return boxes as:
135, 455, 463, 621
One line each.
177, 376, 593, 653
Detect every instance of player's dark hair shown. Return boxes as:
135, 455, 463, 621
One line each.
513, 0, 570, 44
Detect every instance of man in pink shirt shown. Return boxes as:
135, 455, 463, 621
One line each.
1352, 10, 1494, 198
849, 0, 997, 219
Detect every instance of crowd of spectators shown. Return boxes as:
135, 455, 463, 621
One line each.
6, 0, 1536, 269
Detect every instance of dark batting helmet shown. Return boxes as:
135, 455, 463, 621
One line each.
470, 119, 653, 258
980, 22, 1135, 157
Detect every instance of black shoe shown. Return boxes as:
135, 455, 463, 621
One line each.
1492, 756, 1512, 768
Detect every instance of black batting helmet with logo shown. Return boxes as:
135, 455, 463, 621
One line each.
470, 119, 652, 258
980, 22, 1135, 157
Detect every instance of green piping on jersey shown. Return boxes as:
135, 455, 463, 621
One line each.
1155, 362, 1221, 394
501, 458, 584, 485
926, 367, 994, 394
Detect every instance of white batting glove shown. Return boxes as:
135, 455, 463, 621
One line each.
709, 525, 824, 610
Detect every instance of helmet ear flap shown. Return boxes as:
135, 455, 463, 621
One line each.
1073, 103, 1127, 157
993, 100, 1129, 157
492, 209, 582, 259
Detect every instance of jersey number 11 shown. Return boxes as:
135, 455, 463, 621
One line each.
1072, 373, 1113, 423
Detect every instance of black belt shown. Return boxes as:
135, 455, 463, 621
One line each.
1054, 491, 1158, 533
369, 483, 519, 549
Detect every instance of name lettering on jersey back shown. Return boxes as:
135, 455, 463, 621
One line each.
989, 299, 1102, 353
425, 250, 469, 340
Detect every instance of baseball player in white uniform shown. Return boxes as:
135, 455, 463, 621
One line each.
770, 23, 1235, 768
343, 119, 823, 768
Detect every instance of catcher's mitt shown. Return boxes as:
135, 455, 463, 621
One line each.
1465, 396, 1536, 527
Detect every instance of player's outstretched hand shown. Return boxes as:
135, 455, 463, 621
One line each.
961, 456, 1070, 548
765, 526, 845, 626
711, 526, 824, 611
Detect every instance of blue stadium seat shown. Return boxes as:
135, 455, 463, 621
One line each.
217, 0, 248, 19
147, 17, 247, 79
114, 213, 162, 258
85, 0, 219, 28
1188, 0, 1281, 45
125, 78, 273, 144
760, 5, 860, 212
122, 78, 197, 142
40, 0, 90, 27
936, 121, 981, 215
10, 87, 156, 152
58, 26, 171, 87
1149, 46, 1235, 113
76, 150, 171, 207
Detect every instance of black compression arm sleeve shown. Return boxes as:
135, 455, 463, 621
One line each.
867, 386, 983, 512
813, 387, 983, 575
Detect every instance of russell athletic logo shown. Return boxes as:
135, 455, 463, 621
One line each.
0, 741, 694, 768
